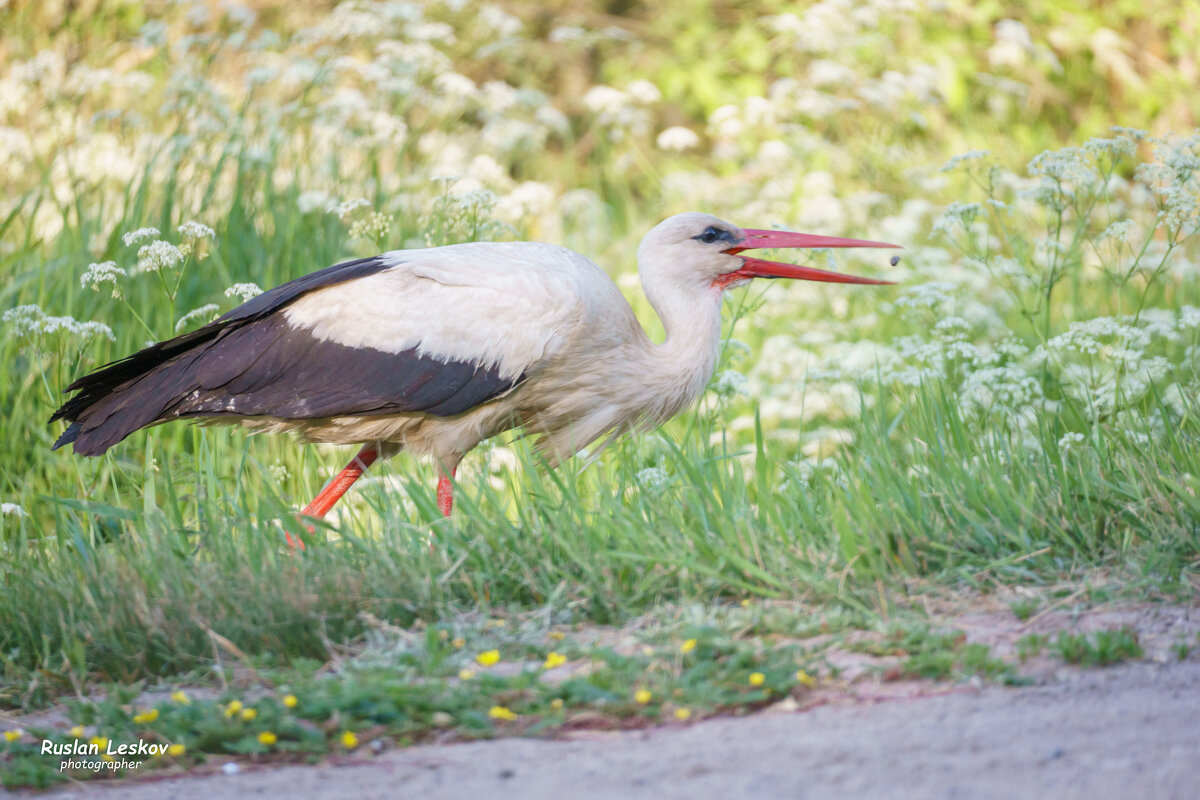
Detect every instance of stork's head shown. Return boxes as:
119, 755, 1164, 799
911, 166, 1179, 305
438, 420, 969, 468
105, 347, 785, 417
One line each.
638, 212, 897, 293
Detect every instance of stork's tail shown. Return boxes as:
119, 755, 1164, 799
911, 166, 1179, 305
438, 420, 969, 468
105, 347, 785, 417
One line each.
49, 325, 225, 456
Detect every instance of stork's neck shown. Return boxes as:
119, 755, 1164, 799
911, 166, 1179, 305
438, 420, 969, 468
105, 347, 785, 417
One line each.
637, 270, 724, 422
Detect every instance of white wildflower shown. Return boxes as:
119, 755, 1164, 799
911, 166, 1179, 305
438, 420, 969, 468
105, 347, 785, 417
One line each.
137, 240, 184, 272
1027, 147, 1101, 187
269, 461, 290, 482
932, 202, 983, 235
1099, 220, 1135, 243
177, 221, 216, 241
1, 503, 28, 518
807, 60, 856, 88
349, 212, 392, 241
626, 80, 661, 105
224, 283, 263, 302
494, 181, 555, 224
80, 261, 126, 296
122, 227, 160, 247
894, 281, 957, 315
3, 305, 114, 342
1057, 432, 1086, 450
635, 467, 669, 489
333, 198, 372, 219
583, 86, 628, 115
656, 126, 700, 152
174, 304, 220, 332
939, 150, 992, 173
712, 369, 749, 398
959, 366, 1041, 421
479, 5, 523, 37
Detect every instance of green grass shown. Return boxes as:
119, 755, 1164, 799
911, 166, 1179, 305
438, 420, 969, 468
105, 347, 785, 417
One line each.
1051, 628, 1144, 667
1, 0, 1199, 759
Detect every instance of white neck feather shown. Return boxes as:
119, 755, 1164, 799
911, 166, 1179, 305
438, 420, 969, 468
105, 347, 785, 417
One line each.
636, 264, 724, 424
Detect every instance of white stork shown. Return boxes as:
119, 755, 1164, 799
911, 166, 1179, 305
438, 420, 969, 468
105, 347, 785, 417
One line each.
52, 213, 895, 537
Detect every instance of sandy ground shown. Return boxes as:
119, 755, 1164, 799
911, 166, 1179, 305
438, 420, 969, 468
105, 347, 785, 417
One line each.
36, 655, 1200, 800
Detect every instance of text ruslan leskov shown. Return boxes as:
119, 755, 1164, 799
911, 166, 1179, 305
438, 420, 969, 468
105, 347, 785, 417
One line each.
43, 739, 170, 757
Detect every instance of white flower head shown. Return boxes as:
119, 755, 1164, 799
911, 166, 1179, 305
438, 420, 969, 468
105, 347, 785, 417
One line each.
712, 369, 749, 398
333, 198, 372, 219
137, 240, 184, 272
174, 304, 221, 332
225, 283, 263, 302
1099, 220, 1135, 244
80, 261, 126, 297
656, 126, 700, 152
177, 221, 216, 241
635, 467, 669, 490
939, 150, 992, 174
1057, 432, 1086, 451
626, 80, 662, 105
122, 227, 161, 247
2, 304, 114, 343
1, 502, 28, 518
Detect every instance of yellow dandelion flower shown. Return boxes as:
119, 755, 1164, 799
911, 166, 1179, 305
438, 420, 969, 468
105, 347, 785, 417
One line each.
451, 638, 465, 649
224, 700, 243, 718
89, 735, 108, 748
740, 599, 751, 607
476, 650, 500, 667
749, 672, 765, 687
542, 651, 567, 670
340, 730, 359, 749
458, 669, 476, 680
680, 639, 696, 654
133, 708, 159, 724
634, 689, 652, 705
548, 631, 565, 641
102, 753, 115, 762
240, 708, 258, 721
282, 694, 298, 709
674, 708, 692, 721
257, 731, 277, 746
488, 706, 518, 721
171, 690, 190, 705
3, 729, 22, 742
796, 670, 817, 688
167, 743, 186, 757
69, 726, 85, 739
550, 699, 564, 710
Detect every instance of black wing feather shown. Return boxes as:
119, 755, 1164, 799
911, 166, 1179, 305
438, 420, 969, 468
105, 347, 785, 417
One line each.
51, 255, 524, 456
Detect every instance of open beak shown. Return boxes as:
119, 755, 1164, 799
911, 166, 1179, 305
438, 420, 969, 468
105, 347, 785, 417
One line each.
721, 228, 899, 286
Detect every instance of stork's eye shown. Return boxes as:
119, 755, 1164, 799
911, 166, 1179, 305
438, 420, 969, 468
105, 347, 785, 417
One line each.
696, 226, 726, 244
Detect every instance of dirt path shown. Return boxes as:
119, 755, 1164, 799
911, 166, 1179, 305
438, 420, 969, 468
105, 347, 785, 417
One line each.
41, 657, 1200, 800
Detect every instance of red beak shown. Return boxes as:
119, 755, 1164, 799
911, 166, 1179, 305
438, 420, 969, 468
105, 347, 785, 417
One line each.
720, 228, 899, 286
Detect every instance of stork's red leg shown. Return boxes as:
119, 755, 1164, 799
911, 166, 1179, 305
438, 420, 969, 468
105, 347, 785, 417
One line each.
437, 466, 456, 517
289, 445, 378, 548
